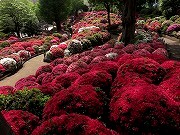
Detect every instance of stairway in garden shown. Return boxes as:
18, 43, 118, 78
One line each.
0, 54, 47, 87
163, 35, 180, 60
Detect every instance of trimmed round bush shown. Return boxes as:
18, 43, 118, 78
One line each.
51, 64, 68, 76
122, 44, 136, 54
0, 86, 14, 95
73, 70, 112, 94
116, 57, 166, 84
32, 113, 119, 135
67, 39, 83, 54
43, 85, 105, 120
52, 72, 80, 89
66, 61, 89, 75
50, 58, 64, 67
35, 65, 53, 77
2, 110, 39, 135
110, 86, 180, 134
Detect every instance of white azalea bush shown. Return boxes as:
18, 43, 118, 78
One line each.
67, 39, 83, 54
78, 26, 100, 33
0, 58, 17, 71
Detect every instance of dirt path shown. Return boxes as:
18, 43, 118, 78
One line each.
0, 54, 48, 87
163, 36, 180, 60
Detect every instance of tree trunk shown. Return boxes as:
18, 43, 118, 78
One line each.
15, 25, 21, 38
55, 20, 61, 32
104, 2, 111, 28
122, 0, 136, 46
0, 112, 14, 135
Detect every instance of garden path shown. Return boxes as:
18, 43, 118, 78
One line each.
163, 36, 180, 60
0, 54, 48, 87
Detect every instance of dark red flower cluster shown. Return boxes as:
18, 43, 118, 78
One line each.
32, 113, 119, 135
109, 85, 180, 134
43, 85, 105, 120
0, 86, 14, 95
74, 70, 112, 94
35, 65, 53, 77
51, 64, 68, 76
15, 75, 39, 90
66, 61, 89, 75
52, 72, 80, 89
2, 110, 39, 135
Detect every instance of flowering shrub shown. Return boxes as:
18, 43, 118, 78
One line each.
122, 44, 137, 54
73, 70, 112, 94
66, 61, 89, 75
89, 61, 118, 79
32, 113, 119, 135
35, 65, 53, 77
110, 85, 180, 134
43, 85, 105, 120
116, 57, 166, 84
2, 110, 39, 135
0, 86, 14, 95
15, 75, 39, 90
51, 64, 68, 76
67, 39, 83, 54
0, 57, 17, 71
52, 72, 80, 89
166, 24, 180, 33
17, 50, 31, 61
50, 58, 64, 67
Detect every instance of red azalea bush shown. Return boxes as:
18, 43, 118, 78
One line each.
50, 58, 64, 67
38, 82, 63, 96
52, 72, 80, 89
117, 54, 134, 66
116, 57, 166, 84
0, 63, 5, 72
51, 64, 68, 76
2, 110, 39, 135
160, 75, 180, 102
66, 61, 89, 75
137, 43, 154, 53
150, 41, 165, 50
15, 75, 39, 90
42, 85, 105, 120
109, 86, 180, 134
32, 113, 119, 135
79, 55, 93, 64
89, 61, 118, 79
132, 49, 151, 57
73, 70, 112, 94
161, 60, 180, 77
35, 65, 53, 77
0, 86, 14, 95
90, 56, 108, 64
50, 47, 64, 59
41, 73, 55, 84
122, 44, 137, 54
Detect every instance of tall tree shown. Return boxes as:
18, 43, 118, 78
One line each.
121, 0, 136, 45
88, 0, 117, 27
38, 0, 72, 32
0, 0, 38, 37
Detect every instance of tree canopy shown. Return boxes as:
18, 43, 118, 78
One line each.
0, 0, 39, 37
38, 0, 72, 32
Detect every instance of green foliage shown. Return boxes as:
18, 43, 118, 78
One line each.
0, 0, 40, 36
0, 32, 8, 40
52, 33, 62, 39
161, 0, 180, 19
0, 89, 51, 117
71, 0, 85, 14
0, 41, 10, 48
38, 0, 72, 31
